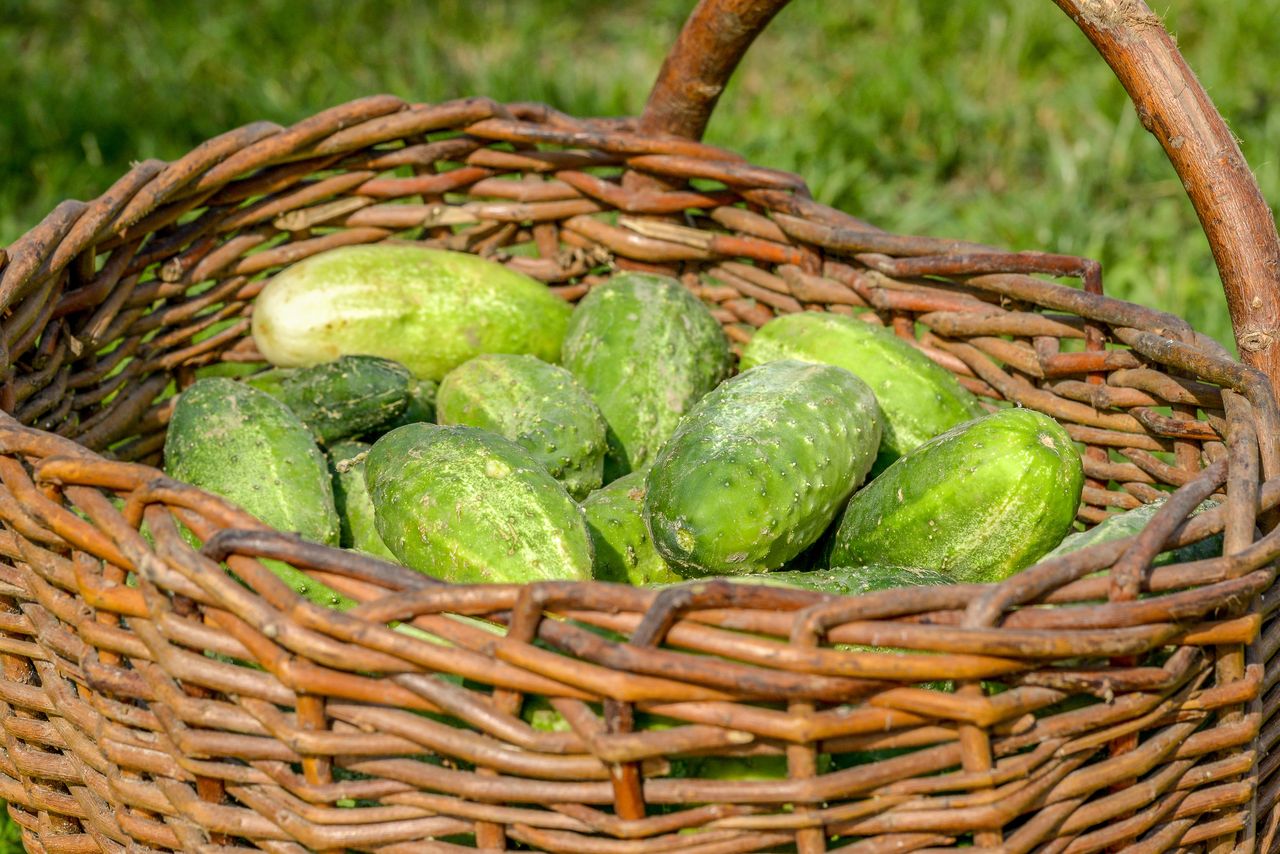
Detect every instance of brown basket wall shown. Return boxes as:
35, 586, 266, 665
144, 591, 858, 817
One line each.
3, 3, 1280, 854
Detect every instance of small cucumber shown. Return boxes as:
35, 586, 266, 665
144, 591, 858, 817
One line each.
645, 360, 882, 576
327, 440, 397, 560
246, 355, 411, 444
437, 354, 607, 500
365, 424, 594, 584
562, 273, 732, 481
830, 408, 1084, 584
165, 378, 340, 547
740, 311, 985, 469
581, 469, 681, 586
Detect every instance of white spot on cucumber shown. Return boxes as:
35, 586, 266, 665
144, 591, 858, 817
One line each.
485, 459, 512, 479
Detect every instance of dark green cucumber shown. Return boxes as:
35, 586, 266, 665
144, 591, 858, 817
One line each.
437, 354, 607, 500
246, 355, 411, 444
380, 378, 439, 431
740, 311, 986, 468
327, 440, 397, 560
742, 564, 952, 596
562, 273, 732, 481
581, 468, 680, 586
830, 408, 1085, 584
645, 359, 883, 576
365, 424, 594, 584
165, 378, 340, 546
1044, 497, 1222, 565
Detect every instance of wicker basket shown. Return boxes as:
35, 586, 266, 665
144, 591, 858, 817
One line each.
2, 0, 1279, 851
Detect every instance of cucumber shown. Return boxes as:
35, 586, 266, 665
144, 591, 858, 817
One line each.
829, 408, 1084, 584
437, 354, 607, 500
581, 468, 681, 586
1043, 497, 1222, 565
365, 424, 594, 584
645, 360, 882, 577
327, 441, 397, 560
561, 273, 732, 482
251, 244, 572, 381
246, 355, 411, 444
740, 311, 985, 468
165, 378, 340, 547
380, 378, 439, 431
741, 564, 953, 596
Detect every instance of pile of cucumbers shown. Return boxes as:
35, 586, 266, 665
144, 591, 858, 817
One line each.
167, 242, 1102, 609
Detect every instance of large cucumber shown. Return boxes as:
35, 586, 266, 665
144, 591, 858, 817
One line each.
365, 424, 594, 584
251, 244, 572, 381
247, 355, 411, 444
581, 468, 680, 586
830, 408, 1084, 584
327, 440, 397, 560
645, 360, 882, 577
561, 273, 732, 482
165, 378, 340, 547
740, 311, 985, 468
437, 354, 607, 500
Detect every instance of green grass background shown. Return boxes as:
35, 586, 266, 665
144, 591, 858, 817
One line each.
6, 0, 1280, 352
0, 0, 1276, 846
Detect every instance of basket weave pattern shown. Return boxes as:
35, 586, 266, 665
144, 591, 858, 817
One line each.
0, 94, 1278, 852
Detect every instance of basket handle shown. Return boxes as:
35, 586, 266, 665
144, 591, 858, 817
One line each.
641, 0, 1280, 394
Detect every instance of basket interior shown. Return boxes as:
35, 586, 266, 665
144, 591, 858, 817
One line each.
0, 95, 1273, 852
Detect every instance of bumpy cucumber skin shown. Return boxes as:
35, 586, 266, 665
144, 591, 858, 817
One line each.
561, 273, 732, 482
327, 440, 397, 560
248, 355, 411, 444
165, 378, 340, 547
437, 354, 607, 500
581, 469, 681, 586
740, 311, 985, 466
251, 244, 572, 381
365, 424, 594, 584
1045, 497, 1222, 566
645, 359, 883, 577
830, 408, 1085, 584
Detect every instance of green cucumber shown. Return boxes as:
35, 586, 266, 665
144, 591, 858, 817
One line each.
365, 424, 594, 584
741, 564, 953, 596
165, 378, 348, 608
645, 359, 882, 577
437, 354, 607, 500
327, 440, 397, 560
561, 273, 732, 482
165, 378, 340, 547
581, 469, 680, 586
740, 311, 985, 469
1043, 497, 1222, 565
830, 408, 1084, 584
251, 244, 572, 381
246, 355, 411, 444
380, 378, 439, 431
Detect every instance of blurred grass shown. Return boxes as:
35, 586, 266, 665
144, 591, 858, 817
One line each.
5, 0, 1280, 352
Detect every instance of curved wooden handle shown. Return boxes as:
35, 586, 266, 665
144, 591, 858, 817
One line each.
642, 0, 1280, 392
